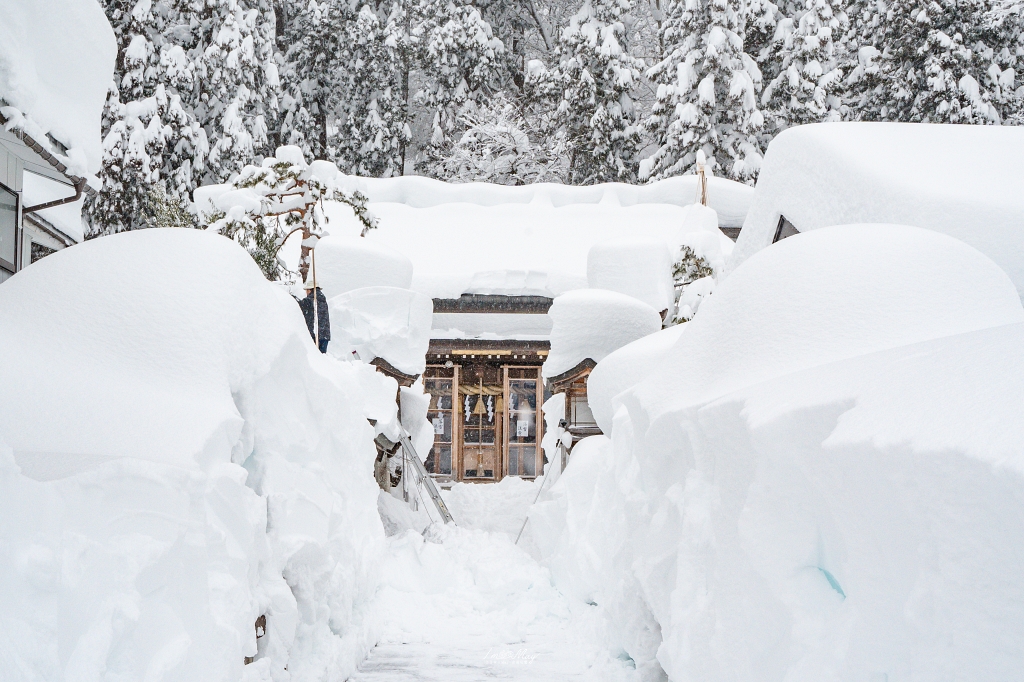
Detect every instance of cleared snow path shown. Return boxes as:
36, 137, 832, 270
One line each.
350, 481, 639, 682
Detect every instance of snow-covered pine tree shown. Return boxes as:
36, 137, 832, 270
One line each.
642, 0, 765, 184
334, 3, 412, 177
203, 147, 376, 280
187, 0, 282, 182
88, 0, 206, 236
986, 0, 1024, 122
844, 0, 1010, 124
278, 0, 349, 161
762, 0, 847, 130
414, 0, 505, 172
542, 0, 644, 184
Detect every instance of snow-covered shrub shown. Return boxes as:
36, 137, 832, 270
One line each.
530, 224, 1024, 681
0, 228, 399, 680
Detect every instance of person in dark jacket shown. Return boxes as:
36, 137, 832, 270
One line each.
298, 278, 330, 353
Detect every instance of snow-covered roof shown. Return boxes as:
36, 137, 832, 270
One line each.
323, 175, 749, 300
0, 0, 116, 176
730, 122, 1024, 300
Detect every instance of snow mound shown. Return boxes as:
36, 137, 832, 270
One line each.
0, 0, 115, 174
638, 223, 1023, 418
588, 239, 674, 313
530, 222, 1024, 681
542, 290, 663, 379
314, 236, 414, 297
327, 286, 432, 375
730, 122, 1024, 300
0, 229, 393, 680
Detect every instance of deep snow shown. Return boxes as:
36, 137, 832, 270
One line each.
529, 224, 1024, 681
0, 229, 398, 680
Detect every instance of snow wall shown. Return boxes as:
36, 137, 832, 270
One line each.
530, 224, 1024, 681
0, 0, 115, 175
730, 122, 1024, 301
0, 229, 397, 681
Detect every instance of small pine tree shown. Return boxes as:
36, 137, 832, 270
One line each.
643, 0, 765, 184
544, 0, 644, 184
202, 148, 377, 280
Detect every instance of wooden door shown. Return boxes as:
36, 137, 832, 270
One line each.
504, 366, 544, 479
458, 364, 502, 481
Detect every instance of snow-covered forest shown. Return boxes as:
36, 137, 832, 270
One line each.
90, 0, 1024, 235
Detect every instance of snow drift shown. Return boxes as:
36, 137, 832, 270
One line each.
0, 229, 394, 681
530, 224, 1024, 681
730, 122, 1024, 300
588, 239, 674, 313
0, 0, 115, 174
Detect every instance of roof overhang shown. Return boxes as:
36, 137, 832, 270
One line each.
432, 294, 554, 314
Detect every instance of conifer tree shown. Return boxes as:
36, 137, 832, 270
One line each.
335, 4, 412, 177
543, 0, 644, 184
844, 0, 1011, 123
414, 0, 505, 171
189, 0, 282, 181
642, 0, 765, 183
762, 0, 847, 129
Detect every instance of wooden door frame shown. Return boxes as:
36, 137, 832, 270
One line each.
502, 365, 545, 480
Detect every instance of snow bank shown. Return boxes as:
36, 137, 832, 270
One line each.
542, 290, 663, 379
588, 239, 674, 312
313, 236, 413, 297
530, 224, 1024, 681
0, 229, 393, 681
0, 0, 116, 174
730, 122, 1024, 300
585, 323, 687, 434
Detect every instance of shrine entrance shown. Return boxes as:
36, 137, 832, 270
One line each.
423, 361, 546, 483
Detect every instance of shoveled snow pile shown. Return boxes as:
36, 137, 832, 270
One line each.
327, 286, 433, 376
529, 224, 1024, 681
0, 0, 115, 175
0, 229, 396, 681
542, 290, 663, 379
588, 239, 674, 313
730, 122, 1024, 300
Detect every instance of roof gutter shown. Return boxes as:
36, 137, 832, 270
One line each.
23, 175, 87, 214
0, 107, 95, 214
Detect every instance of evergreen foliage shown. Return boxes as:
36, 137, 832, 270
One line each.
543, 0, 644, 184
642, 0, 765, 184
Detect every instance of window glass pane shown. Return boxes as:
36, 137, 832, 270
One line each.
0, 186, 17, 267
